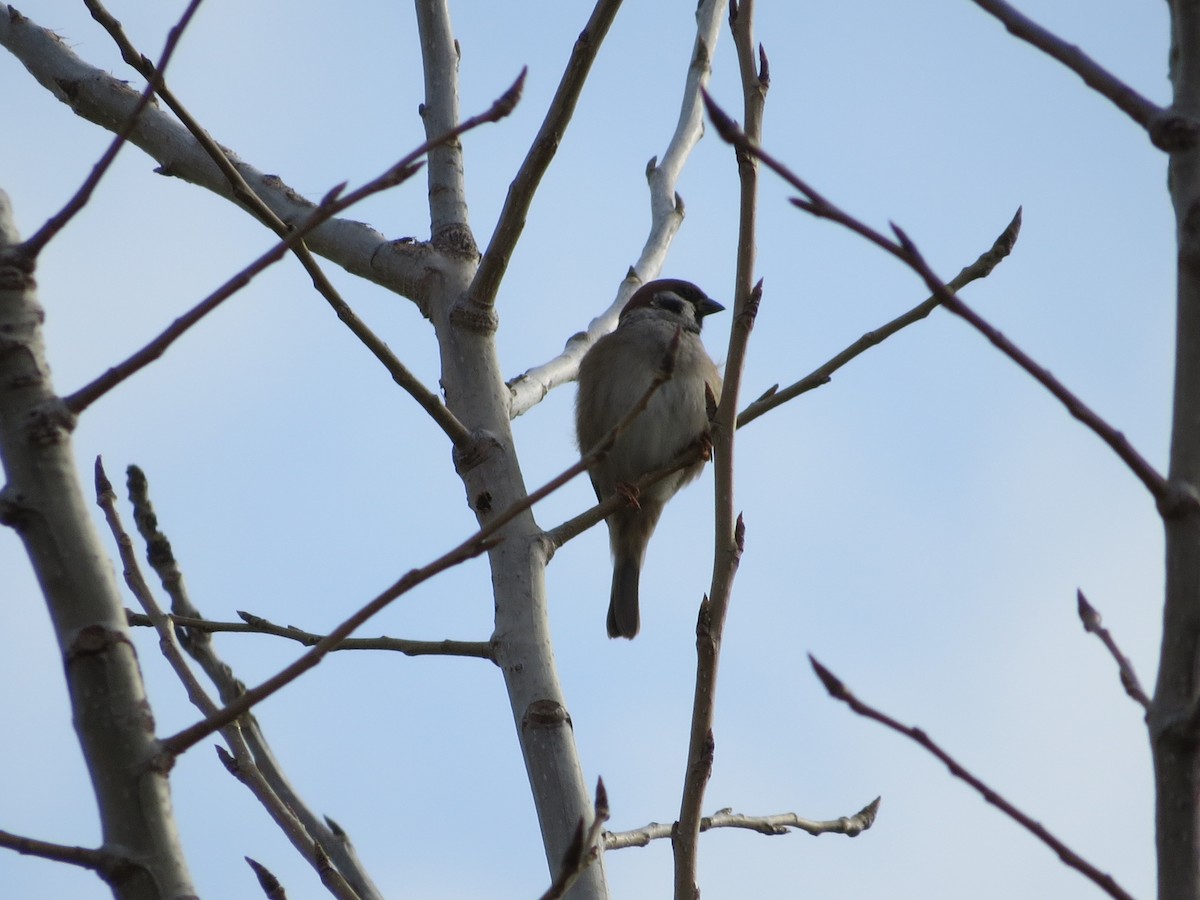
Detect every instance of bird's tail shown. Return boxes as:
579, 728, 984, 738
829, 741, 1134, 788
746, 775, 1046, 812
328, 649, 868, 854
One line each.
607, 556, 641, 639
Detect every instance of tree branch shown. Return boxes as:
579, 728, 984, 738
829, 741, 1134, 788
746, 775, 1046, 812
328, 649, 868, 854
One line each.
82, 0, 473, 448
703, 92, 1186, 515
537, 780, 611, 900
123, 466, 385, 900
737, 207, 1022, 428
606, 796, 879, 849
673, 3, 763, 893
966, 0, 1195, 150
810, 656, 1135, 900
124, 609, 495, 660
506, 0, 730, 419
19, 0, 204, 257
61, 73, 522, 417
0, 4, 430, 297
470, 0, 624, 312
0, 829, 133, 882
1076, 590, 1151, 712
94, 460, 363, 900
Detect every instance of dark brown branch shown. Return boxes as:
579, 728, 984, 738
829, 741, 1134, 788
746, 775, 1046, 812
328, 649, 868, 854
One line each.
810, 656, 1136, 900
606, 796, 880, 849
674, 5, 765, 895
19, 0, 205, 257
1077, 589, 1152, 711
737, 208, 1022, 428
124, 609, 494, 660
83, 0, 472, 448
966, 0, 1192, 150
63, 70, 523, 417
470, 0, 624, 311
703, 91, 1186, 515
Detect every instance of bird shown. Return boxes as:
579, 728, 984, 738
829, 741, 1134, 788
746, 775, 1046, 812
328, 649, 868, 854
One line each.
575, 279, 724, 639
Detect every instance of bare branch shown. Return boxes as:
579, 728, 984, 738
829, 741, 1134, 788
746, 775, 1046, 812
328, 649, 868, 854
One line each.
506, 0, 729, 419
83, 0, 472, 448
606, 796, 880, 849
471, 0, 625, 310
674, 3, 764, 892
62, 72, 523, 417
737, 208, 1022, 428
703, 92, 1187, 516
96, 461, 364, 900
966, 0, 1193, 150
160, 328, 659, 756
124, 609, 494, 660
1077, 589, 1152, 711
810, 656, 1136, 900
0, 829, 133, 882
124, 467, 385, 900
19, 0, 205, 257
0, 4, 427, 297
537, 780, 610, 900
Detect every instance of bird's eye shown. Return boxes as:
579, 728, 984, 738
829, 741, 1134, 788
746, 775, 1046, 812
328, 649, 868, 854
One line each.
653, 291, 686, 315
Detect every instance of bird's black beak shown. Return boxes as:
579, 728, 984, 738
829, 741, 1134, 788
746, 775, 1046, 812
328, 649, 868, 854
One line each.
696, 297, 725, 319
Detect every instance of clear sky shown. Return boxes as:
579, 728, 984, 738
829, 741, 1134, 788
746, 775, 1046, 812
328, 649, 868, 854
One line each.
1, 1, 1172, 898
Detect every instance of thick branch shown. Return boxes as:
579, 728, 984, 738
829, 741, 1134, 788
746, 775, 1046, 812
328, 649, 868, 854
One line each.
83, 0, 471, 447
0, 4, 430, 297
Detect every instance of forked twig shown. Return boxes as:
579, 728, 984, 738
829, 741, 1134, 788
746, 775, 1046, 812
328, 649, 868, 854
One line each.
161, 330, 680, 757
83, 0, 472, 448
62, 71, 524, 417
702, 90, 1185, 516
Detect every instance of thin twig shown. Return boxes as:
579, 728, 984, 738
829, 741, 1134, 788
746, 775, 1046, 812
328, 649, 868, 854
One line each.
1077, 589, 1152, 711
966, 0, 1187, 149
95, 461, 361, 900
470, 0, 625, 310
161, 336, 674, 756
83, 0, 472, 448
737, 208, 1022, 428
606, 796, 879, 849
537, 780, 610, 900
245, 857, 288, 900
62, 70, 524, 417
674, 4, 764, 894
124, 466, 384, 900
703, 90, 1185, 515
94, 457, 220, 717
0, 829, 131, 881
19, 0, 205, 257
124, 609, 494, 660
809, 656, 1136, 900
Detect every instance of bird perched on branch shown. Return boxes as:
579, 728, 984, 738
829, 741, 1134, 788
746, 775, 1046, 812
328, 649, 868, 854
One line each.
575, 279, 724, 639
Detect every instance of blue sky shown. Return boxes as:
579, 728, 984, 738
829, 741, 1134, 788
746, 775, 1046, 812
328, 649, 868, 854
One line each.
1, 1, 1171, 897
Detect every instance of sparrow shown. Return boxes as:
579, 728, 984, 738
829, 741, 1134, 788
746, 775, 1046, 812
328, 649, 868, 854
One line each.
575, 279, 724, 638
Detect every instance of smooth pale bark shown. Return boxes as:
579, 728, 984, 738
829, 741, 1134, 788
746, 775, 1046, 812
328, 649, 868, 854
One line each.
0, 192, 195, 899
